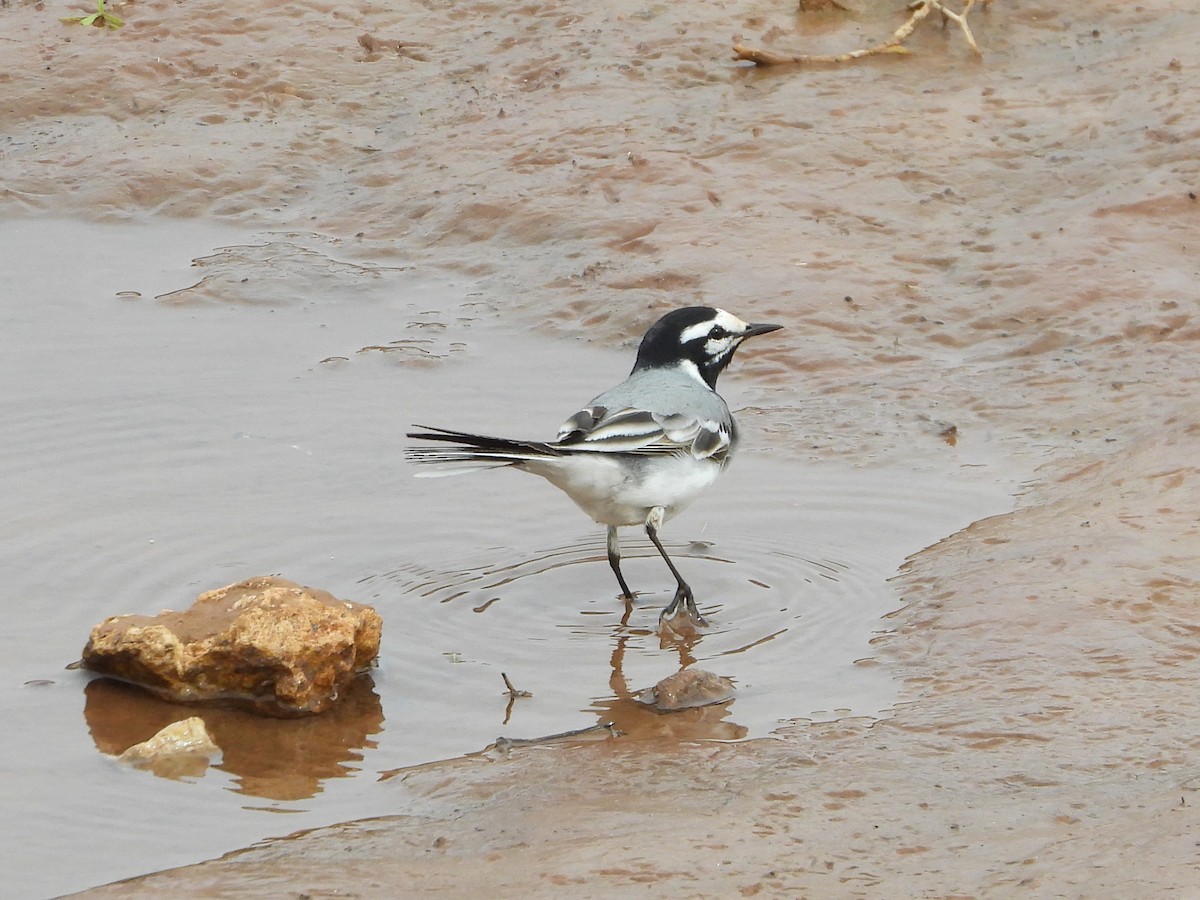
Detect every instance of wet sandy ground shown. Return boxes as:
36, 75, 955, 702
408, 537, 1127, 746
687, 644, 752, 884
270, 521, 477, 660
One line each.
3, 0, 1199, 895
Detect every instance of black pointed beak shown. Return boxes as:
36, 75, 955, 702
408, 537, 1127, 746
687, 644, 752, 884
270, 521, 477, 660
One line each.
743, 322, 783, 339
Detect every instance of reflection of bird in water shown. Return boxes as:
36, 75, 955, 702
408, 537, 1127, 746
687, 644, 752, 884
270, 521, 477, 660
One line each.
488, 609, 744, 747
407, 306, 781, 626
594, 624, 746, 743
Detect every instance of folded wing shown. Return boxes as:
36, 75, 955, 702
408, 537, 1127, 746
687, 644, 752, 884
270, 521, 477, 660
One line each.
555, 406, 731, 462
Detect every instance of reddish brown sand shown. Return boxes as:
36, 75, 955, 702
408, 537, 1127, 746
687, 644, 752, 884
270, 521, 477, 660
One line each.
6, 0, 1199, 895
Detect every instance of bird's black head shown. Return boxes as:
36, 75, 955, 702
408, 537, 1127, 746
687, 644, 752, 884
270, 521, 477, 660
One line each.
631, 306, 782, 389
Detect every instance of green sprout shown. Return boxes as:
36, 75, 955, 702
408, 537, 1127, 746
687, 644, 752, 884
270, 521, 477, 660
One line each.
61, 0, 124, 29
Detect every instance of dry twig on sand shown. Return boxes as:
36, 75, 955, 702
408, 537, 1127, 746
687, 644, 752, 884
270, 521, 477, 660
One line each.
733, 0, 991, 67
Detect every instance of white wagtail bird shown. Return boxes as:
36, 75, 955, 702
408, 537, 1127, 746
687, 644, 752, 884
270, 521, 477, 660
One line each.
405, 306, 782, 625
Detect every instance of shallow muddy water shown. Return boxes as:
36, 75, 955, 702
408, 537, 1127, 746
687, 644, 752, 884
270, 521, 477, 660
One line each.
1, 219, 1010, 897
4, 0, 1197, 894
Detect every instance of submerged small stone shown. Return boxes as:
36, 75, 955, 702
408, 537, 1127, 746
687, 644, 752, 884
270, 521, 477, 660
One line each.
638, 668, 736, 711
117, 717, 220, 779
78, 576, 382, 717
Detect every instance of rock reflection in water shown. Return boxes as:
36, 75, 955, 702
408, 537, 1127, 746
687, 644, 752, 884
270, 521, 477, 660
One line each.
117, 717, 221, 780
83, 676, 383, 801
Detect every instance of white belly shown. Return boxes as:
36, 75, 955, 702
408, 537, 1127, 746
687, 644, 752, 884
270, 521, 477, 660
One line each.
523, 453, 724, 527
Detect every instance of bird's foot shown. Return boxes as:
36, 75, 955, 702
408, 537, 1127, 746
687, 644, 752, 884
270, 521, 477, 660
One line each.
659, 586, 708, 632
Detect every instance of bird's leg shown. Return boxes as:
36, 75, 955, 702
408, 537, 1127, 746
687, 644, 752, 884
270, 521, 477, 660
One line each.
606, 525, 635, 600
645, 507, 707, 626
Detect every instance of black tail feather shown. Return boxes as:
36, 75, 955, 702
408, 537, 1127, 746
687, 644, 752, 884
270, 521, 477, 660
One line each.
405, 425, 562, 465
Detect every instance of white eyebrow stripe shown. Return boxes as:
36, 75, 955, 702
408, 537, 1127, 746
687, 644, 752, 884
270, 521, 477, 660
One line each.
680, 320, 715, 344
678, 309, 748, 345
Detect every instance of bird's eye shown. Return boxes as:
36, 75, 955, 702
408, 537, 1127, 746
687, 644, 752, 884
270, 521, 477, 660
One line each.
709, 325, 728, 339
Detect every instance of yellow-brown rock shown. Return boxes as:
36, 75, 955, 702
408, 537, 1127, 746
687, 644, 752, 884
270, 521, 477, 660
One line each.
79, 577, 382, 717
638, 668, 736, 711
